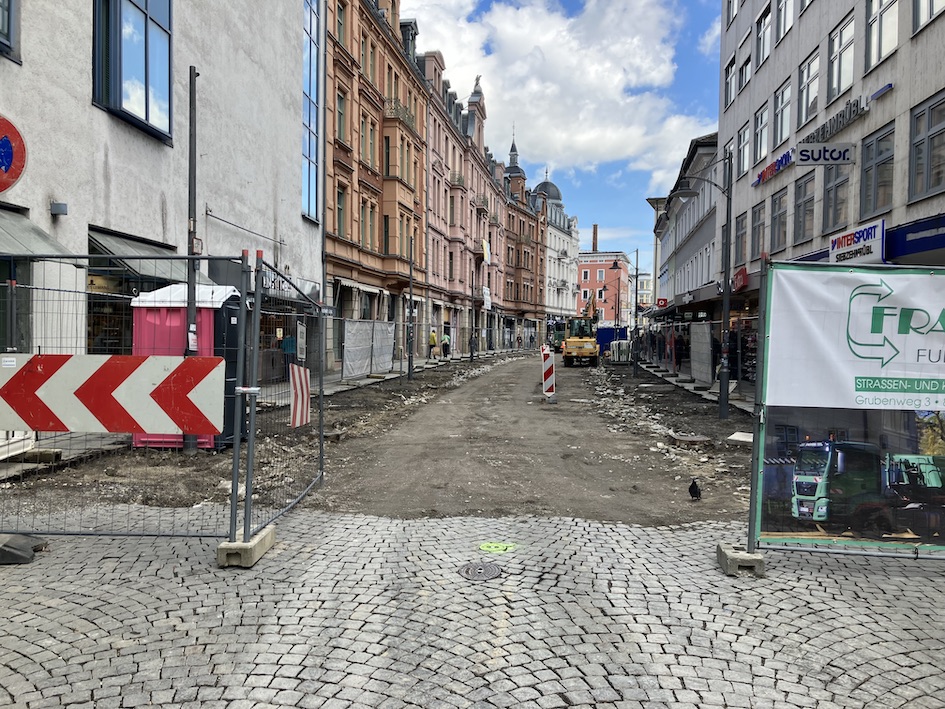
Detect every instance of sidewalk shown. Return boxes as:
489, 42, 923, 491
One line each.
635, 356, 757, 415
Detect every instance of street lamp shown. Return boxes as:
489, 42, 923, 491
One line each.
668, 151, 733, 419
607, 259, 622, 327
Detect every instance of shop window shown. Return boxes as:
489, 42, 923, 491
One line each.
861, 123, 895, 217
93, 0, 172, 138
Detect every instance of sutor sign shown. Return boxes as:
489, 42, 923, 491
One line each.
796, 143, 854, 166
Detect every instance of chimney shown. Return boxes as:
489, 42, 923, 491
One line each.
592, 224, 598, 252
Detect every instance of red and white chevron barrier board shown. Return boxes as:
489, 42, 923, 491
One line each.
289, 363, 311, 428
541, 345, 555, 396
0, 354, 224, 434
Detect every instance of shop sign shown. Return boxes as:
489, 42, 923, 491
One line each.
656, 298, 668, 308
0, 114, 27, 193
732, 267, 749, 293
828, 219, 884, 264
796, 143, 854, 166
752, 149, 794, 187
799, 94, 871, 145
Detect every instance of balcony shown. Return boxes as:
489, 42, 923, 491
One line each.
384, 98, 416, 130
489, 212, 500, 225
472, 194, 488, 213
449, 172, 465, 186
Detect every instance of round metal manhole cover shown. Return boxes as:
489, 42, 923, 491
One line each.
458, 561, 501, 581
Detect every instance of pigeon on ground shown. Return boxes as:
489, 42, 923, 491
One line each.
689, 478, 701, 501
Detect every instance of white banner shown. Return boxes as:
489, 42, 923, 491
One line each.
766, 264, 945, 410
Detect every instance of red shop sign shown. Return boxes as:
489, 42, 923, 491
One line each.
732, 267, 749, 293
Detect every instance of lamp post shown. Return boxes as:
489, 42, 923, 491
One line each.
408, 234, 414, 380
668, 151, 733, 419
632, 249, 639, 377
607, 259, 622, 328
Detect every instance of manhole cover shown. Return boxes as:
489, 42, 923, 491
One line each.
458, 561, 501, 581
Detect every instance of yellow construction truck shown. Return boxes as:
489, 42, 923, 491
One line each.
561, 298, 600, 367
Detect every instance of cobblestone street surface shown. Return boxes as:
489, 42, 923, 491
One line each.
2, 512, 945, 708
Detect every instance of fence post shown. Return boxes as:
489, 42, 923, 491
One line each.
242, 251, 265, 543
228, 251, 250, 543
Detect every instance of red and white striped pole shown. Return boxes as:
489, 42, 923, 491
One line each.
540, 345, 557, 403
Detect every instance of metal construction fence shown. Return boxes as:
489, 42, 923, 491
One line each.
641, 316, 760, 391
0, 251, 324, 541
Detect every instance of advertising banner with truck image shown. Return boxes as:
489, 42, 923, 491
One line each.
754, 262, 945, 555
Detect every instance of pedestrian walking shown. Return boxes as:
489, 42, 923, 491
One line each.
517, 335, 523, 349
428, 329, 437, 358
441, 332, 451, 358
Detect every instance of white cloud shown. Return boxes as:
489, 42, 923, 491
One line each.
698, 15, 721, 56
402, 0, 716, 198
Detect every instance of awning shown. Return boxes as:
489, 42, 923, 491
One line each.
90, 231, 213, 284
334, 277, 386, 295
0, 210, 73, 256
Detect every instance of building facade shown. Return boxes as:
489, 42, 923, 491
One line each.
1, 0, 324, 351
714, 0, 945, 319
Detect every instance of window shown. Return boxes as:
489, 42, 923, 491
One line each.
751, 202, 766, 260
359, 115, 366, 160
915, 0, 945, 31
302, 0, 319, 218
738, 57, 752, 91
724, 58, 736, 107
800, 0, 815, 10
369, 121, 376, 169
756, 6, 772, 66
771, 188, 788, 251
794, 172, 815, 243
774, 81, 792, 146
596, 269, 604, 281
828, 16, 854, 102
754, 104, 769, 164
823, 164, 850, 232
775, 0, 794, 42
0, 0, 18, 56
726, 0, 738, 24
360, 201, 367, 247
336, 91, 346, 142
797, 52, 819, 126
862, 124, 895, 217
93, 0, 172, 136
336, 186, 347, 238
336, 1, 346, 47
734, 213, 748, 266
582, 269, 589, 281
737, 123, 751, 176
910, 90, 945, 199
868, 0, 898, 68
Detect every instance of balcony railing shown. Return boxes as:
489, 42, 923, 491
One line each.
449, 172, 464, 186
472, 194, 488, 213
384, 98, 416, 130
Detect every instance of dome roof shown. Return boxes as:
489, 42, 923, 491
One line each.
535, 180, 562, 201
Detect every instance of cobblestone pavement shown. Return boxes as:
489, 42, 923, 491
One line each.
2, 514, 945, 708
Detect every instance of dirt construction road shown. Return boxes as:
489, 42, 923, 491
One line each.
310, 354, 755, 526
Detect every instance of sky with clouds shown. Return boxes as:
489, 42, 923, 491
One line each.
400, 0, 723, 277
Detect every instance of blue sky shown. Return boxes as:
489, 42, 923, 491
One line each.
400, 0, 723, 276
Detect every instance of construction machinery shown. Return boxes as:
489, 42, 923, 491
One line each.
561, 298, 600, 367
